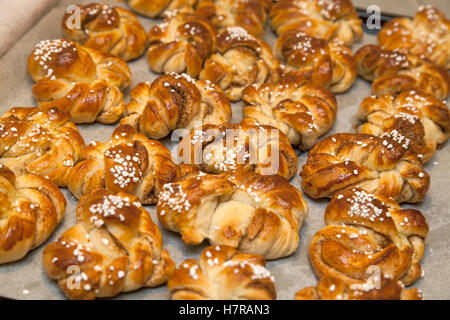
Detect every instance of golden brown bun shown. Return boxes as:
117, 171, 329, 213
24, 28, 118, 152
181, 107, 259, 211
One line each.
147, 8, 216, 77
199, 26, 282, 101
378, 6, 450, 69
300, 133, 430, 203
157, 170, 308, 259
270, 0, 362, 46
308, 188, 428, 289
0, 165, 66, 264
43, 189, 174, 300
355, 44, 450, 100
176, 121, 298, 179
0, 107, 85, 187
242, 79, 338, 150
62, 4, 147, 61
168, 245, 276, 299
68, 125, 177, 205
275, 34, 357, 93
127, 0, 197, 18
358, 91, 450, 163
121, 73, 231, 139
196, 0, 272, 37
295, 276, 423, 300
28, 39, 132, 124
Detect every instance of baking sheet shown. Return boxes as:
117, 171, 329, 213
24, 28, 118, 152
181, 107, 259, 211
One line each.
0, 0, 449, 300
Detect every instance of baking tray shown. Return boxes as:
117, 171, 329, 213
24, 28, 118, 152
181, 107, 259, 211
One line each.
0, 0, 449, 300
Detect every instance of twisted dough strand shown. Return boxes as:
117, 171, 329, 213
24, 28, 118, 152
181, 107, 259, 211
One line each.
275, 33, 357, 93
270, 0, 363, 46
157, 170, 307, 259
43, 189, 174, 300
199, 26, 282, 101
28, 39, 132, 124
242, 79, 338, 150
0, 107, 85, 187
378, 5, 450, 69
62, 4, 147, 61
196, 0, 272, 37
147, 8, 216, 77
300, 133, 430, 203
127, 0, 197, 18
168, 245, 276, 299
355, 44, 449, 100
0, 165, 66, 264
68, 125, 177, 205
309, 188, 428, 287
176, 121, 298, 179
358, 90, 450, 163
121, 73, 231, 139
295, 276, 423, 300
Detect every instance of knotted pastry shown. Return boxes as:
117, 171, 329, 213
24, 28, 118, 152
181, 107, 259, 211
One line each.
120, 73, 231, 139
68, 125, 177, 205
300, 133, 430, 203
43, 189, 175, 300
127, 0, 197, 18
295, 276, 423, 300
28, 39, 132, 124
378, 5, 450, 69
195, 0, 272, 37
274, 33, 357, 93
147, 8, 216, 77
199, 26, 282, 101
168, 245, 276, 299
270, 0, 363, 46
358, 90, 450, 163
176, 121, 298, 179
62, 3, 147, 61
0, 107, 85, 187
308, 188, 428, 288
0, 164, 66, 264
157, 170, 308, 259
242, 80, 337, 150
354, 44, 450, 100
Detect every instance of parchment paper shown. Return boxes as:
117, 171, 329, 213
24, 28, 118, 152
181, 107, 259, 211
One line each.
0, 0, 449, 300
0, 0, 60, 57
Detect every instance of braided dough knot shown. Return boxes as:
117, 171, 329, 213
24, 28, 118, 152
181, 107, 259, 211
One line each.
309, 188, 428, 287
43, 189, 175, 299
378, 6, 450, 69
275, 33, 357, 93
157, 170, 308, 259
199, 26, 282, 101
270, 0, 363, 46
177, 122, 298, 179
147, 8, 217, 77
0, 107, 85, 187
242, 79, 338, 150
28, 39, 132, 124
355, 44, 450, 100
300, 133, 430, 203
168, 245, 276, 299
196, 0, 273, 37
68, 125, 177, 204
121, 73, 231, 139
295, 276, 423, 300
0, 165, 66, 264
62, 4, 147, 61
358, 90, 450, 163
